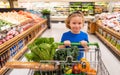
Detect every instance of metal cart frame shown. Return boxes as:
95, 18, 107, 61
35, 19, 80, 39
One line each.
27, 42, 110, 75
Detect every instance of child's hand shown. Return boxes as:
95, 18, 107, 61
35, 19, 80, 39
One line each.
80, 40, 89, 52
64, 40, 71, 46
80, 40, 88, 47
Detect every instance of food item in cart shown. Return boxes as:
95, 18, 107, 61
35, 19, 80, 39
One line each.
54, 46, 79, 61
25, 52, 41, 62
6, 61, 41, 70
78, 63, 82, 71
65, 69, 72, 74
80, 58, 90, 72
6, 61, 58, 71
64, 66, 72, 74
87, 68, 96, 75
72, 64, 81, 74
39, 63, 57, 71
33, 71, 40, 75
80, 58, 87, 61
25, 37, 58, 61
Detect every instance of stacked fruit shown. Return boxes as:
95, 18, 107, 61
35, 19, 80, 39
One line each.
0, 10, 44, 45
64, 58, 96, 75
0, 11, 32, 25
18, 10, 43, 23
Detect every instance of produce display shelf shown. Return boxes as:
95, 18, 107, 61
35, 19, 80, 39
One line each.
0, 19, 47, 75
96, 21, 120, 39
95, 20, 120, 59
95, 31, 120, 57
0, 19, 47, 53
50, 16, 94, 22
13, 25, 47, 60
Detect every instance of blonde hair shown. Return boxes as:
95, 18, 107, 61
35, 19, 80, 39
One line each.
65, 11, 84, 29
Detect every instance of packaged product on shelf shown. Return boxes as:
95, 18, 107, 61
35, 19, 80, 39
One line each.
103, 31, 107, 38
116, 40, 120, 50
98, 28, 103, 35
0, 50, 9, 69
106, 33, 111, 42
110, 36, 117, 46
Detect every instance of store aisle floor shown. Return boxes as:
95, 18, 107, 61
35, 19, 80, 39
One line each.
6, 22, 120, 75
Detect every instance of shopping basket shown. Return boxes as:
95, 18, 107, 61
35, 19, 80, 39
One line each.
5, 42, 110, 75
27, 42, 109, 75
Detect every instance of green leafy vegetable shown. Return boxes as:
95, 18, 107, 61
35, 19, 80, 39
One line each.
25, 37, 58, 62
54, 46, 79, 61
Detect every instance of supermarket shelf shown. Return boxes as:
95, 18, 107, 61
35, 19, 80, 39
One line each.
0, 19, 47, 53
96, 22, 120, 39
51, 16, 67, 21
0, 20, 47, 75
51, 16, 94, 21
12, 25, 47, 60
96, 31, 120, 57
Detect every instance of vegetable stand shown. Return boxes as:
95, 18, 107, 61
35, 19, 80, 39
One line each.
0, 19, 48, 74
5, 42, 109, 75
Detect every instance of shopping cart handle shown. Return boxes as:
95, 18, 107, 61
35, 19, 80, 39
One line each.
58, 42, 99, 48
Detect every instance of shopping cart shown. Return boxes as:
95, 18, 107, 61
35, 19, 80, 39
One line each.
27, 42, 110, 75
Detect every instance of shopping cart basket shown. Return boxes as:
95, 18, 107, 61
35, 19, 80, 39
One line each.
5, 42, 109, 75
27, 42, 109, 75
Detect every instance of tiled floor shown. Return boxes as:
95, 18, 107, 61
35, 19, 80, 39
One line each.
6, 22, 120, 75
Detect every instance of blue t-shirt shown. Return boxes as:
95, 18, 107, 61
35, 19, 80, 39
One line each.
61, 31, 89, 48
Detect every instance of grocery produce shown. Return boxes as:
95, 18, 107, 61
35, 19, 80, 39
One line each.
64, 66, 72, 74
87, 68, 96, 75
80, 58, 90, 72
98, 13, 120, 32
54, 46, 79, 61
0, 12, 32, 25
18, 10, 43, 23
63, 57, 96, 75
6, 61, 57, 71
0, 10, 45, 45
72, 64, 81, 74
0, 19, 13, 31
25, 37, 58, 61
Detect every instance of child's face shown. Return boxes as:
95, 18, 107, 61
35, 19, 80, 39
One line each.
69, 16, 83, 34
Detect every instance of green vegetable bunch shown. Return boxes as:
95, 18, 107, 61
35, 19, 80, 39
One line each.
54, 46, 79, 61
25, 37, 58, 62
41, 9, 50, 15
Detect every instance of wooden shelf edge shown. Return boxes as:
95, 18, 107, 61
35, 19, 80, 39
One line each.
95, 31, 120, 57
0, 25, 47, 75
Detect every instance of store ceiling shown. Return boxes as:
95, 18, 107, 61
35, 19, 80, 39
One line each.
18, 0, 120, 2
